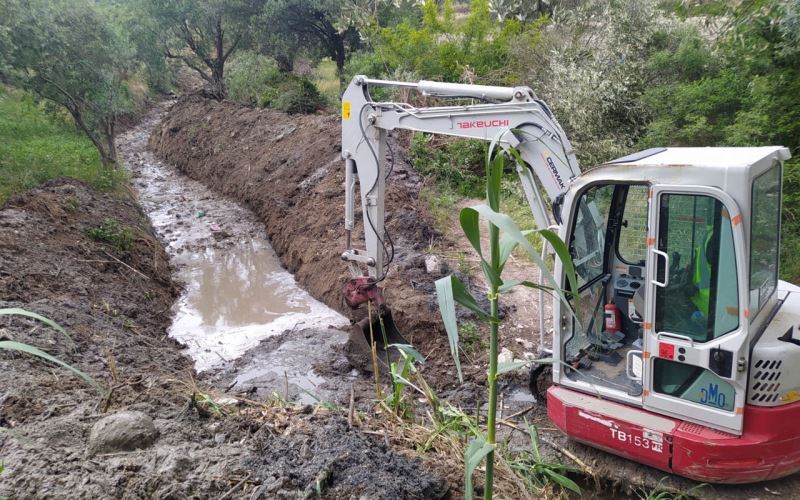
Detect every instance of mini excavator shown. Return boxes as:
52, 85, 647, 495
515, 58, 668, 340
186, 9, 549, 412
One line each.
339, 75, 798, 483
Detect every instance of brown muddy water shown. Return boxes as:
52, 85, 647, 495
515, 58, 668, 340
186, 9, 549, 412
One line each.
119, 102, 350, 398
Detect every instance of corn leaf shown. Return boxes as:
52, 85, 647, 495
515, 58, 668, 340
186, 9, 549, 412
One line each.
542, 467, 582, 494
435, 275, 463, 383
498, 279, 553, 294
391, 343, 426, 365
465, 437, 495, 500
496, 361, 529, 375
0, 308, 74, 347
487, 153, 503, 212
0, 340, 103, 394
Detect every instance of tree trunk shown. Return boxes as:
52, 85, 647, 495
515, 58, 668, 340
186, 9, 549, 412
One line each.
69, 107, 117, 168
275, 54, 294, 74
332, 34, 346, 86
102, 119, 117, 168
210, 14, 226, 101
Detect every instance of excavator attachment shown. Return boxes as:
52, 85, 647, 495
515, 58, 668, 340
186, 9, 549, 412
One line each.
342, 272, 410, 372
346, 305, 407, 373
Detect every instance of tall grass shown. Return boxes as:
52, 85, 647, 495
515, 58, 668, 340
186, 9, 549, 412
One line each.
0, 87, 126, 204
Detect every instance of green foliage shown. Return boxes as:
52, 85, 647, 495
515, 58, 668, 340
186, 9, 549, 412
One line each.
225, 51, 284, 106
272, 78, 326, 114
1, 0, 136, 166
409, 133, 486, 197
508, 422, 581, 495
0, 89, 126, 204
348, 1, 539, 85
225, 51, 326, 113
87, 218, 136, 252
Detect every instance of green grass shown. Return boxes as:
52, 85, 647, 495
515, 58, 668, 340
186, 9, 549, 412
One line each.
0, 87, 126, 204
313, 59, 340, 103
87, 218, 136, 252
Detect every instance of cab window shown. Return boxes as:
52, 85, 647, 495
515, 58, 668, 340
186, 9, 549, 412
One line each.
569, 184, 613, 288
655, 194, 739, 342
750, 166, 781, 316
617, 185, 649, 265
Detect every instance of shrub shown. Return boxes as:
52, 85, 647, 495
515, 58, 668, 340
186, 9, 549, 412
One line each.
271, 77, 326, 114
87, 218, 135, 252
225, 51, 284, 106
409, 133, 485, 197
225, 51, 325, 114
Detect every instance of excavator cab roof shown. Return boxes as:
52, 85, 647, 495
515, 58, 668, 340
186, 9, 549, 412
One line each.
604, 146, 790, 169
567, 146, 790, 241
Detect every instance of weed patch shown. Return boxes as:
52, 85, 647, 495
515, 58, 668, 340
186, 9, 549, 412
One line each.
87, 218, 135, 251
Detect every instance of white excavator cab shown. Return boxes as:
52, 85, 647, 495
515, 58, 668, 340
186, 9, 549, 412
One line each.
553, 147, 789, 435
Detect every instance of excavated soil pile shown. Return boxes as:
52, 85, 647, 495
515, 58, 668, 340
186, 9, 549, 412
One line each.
150, 95, 486, 391
0, 179, 444, 498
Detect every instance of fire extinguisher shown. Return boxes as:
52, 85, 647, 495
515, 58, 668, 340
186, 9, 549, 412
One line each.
604, 303, 621, 333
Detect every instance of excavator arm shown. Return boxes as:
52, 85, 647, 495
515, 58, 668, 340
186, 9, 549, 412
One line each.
342, 75, 580, 280
340, 75, 581, 370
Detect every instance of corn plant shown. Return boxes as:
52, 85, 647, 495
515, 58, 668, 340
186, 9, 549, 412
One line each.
386, 343, 426, 418
434, 144, 579, 500
508, 421, 581, 495
0, 308, 103, 394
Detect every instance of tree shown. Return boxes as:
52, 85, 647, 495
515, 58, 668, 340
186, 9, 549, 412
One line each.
262, 0, 361, 80
139, 0, 264, 99
1, 0, 134, 167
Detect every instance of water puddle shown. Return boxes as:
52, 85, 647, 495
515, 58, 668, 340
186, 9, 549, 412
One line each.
118, 103, 348, 373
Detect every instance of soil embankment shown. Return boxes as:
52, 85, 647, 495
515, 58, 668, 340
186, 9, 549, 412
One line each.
149, 95, 486, 394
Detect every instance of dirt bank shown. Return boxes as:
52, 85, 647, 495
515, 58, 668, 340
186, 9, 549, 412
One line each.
0, 178, 445, 498
149, 95, 488, 395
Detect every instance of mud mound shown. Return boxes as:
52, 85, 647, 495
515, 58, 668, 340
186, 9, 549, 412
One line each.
247, 414, 447, 499
149, 96, 483, 391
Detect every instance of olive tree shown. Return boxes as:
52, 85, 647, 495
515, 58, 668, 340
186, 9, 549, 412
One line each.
138, 0, 264, 99
262, 0, 361, 80
2, 0, 134, 167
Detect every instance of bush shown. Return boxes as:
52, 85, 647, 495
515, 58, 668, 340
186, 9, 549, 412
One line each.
225, 51, 325, 114
225, 51, 283, 106
271, 77, 325, 114
87, 218, 135, 252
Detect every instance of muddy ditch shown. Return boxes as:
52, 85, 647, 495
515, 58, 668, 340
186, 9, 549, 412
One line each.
0, 109, 447, 497
148, 95, 502, 405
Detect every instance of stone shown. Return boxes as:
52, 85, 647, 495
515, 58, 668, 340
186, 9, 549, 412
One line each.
88, 410, 158, 455
498, 347, 514, 364
424, 255, 440, 274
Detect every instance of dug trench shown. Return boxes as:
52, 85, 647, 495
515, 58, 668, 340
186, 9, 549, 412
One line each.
0, 113, 447, 496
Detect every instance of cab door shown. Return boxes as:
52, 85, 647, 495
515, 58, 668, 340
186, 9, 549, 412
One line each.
642, 186, 749, 435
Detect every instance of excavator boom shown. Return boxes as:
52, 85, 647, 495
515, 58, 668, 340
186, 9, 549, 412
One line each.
340, 75, 580, 370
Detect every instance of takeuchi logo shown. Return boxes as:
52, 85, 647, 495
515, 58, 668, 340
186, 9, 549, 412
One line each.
456, 119, 510, 129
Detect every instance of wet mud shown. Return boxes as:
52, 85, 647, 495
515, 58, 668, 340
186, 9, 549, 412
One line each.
0, 103, 446, 498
